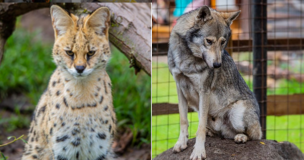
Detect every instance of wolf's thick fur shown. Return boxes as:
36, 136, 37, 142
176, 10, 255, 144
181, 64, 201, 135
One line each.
168, 6, 262, 160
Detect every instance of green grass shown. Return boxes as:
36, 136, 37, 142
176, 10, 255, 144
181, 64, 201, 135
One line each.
0, 21, 150, 146
152, 114, 304, 157
152, 62, 304, 157
152, 113, 199, 157
152, 63, 177, 104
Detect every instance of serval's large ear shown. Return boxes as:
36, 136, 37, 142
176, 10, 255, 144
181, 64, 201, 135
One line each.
196, 6, 213, 23
50, 5, 74, 39
84, 7, 110, 38
221, 11, 241, 26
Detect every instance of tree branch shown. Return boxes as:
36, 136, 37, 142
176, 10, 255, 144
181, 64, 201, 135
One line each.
81, 3, 151, 75
0, 3, 151, 76
0, 3, 49, 63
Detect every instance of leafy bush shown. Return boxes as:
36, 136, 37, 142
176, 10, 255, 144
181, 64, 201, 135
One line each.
108, 46, 151, 145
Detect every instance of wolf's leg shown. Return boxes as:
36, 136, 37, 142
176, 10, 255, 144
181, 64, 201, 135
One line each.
190, 93, 209, 160
228, 101, 246, 134
246, 119, 262, 140
229, 100, 262, 142
172, 80, 189, 153
206, 127, 214, 137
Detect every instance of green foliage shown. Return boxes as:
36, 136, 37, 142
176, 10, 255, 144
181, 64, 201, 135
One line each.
0, 25, 151, 145
0, 28, 55, 104
0, 152, 7, 160
0, 108, 30, 132
107, 46, 151, 145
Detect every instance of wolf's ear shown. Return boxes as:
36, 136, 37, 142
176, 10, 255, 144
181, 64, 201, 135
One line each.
50, 5, 74, 39
196, 6, 212, 22
84, 7, 110, 38
222, 11, 241, 26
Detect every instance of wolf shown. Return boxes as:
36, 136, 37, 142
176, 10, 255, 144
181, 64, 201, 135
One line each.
167, 6, 262, 160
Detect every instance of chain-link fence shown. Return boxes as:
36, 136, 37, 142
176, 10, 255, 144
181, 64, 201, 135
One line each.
152, 0, 304, 158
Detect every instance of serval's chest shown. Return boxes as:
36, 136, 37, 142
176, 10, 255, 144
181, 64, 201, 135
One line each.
46, 69, 116, 159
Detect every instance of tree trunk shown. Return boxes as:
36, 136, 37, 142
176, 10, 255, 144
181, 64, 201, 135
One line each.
0, 3, 151, 75
0, 3, 50, 63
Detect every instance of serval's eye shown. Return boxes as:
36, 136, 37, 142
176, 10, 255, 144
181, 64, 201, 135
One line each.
206, 39, 213, 45
88, 51, 96, 56
66, 51, 74, 56
221, 40, 226, 45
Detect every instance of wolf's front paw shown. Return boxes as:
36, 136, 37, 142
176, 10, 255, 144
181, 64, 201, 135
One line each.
234, 133, 248, 143
172, 140, 188, 153
206, 128, 214, 137
190, 145, 206, 160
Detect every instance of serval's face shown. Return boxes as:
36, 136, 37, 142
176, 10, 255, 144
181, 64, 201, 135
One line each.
51, 6, 111, 78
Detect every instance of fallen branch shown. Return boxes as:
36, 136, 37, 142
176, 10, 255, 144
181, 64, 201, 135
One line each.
0, 3, 151, 75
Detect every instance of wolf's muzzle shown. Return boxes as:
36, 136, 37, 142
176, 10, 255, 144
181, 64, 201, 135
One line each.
213, 62, 221, 68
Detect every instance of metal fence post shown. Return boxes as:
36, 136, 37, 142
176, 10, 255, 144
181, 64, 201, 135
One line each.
252, 0, 267, 139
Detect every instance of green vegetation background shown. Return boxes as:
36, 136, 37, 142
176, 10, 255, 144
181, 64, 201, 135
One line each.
0, 21, 151, 146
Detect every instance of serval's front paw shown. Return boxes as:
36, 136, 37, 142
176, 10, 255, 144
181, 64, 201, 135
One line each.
190, 144, 206, 160
234, 133, 248, 143
172, 139, 188, 153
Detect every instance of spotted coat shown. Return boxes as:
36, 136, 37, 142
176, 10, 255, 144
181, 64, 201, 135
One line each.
22, 5, 116, 160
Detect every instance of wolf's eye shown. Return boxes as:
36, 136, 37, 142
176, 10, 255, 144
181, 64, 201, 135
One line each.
66, 51, 74, 56
206, 39, 213, 45
221, 40, 226, 45
88, 51, 96, 56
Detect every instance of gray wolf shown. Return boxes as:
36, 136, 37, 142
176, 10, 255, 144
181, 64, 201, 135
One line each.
167, 6, 262, 160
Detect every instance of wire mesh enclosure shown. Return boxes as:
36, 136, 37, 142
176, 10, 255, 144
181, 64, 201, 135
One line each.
152, 0, 304, 158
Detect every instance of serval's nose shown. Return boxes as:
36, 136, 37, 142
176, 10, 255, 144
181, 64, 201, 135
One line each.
75, 65, 86, 73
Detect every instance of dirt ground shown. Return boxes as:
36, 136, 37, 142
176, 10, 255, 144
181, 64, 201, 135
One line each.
0, 8, 151, 160
154, 137, 304, 160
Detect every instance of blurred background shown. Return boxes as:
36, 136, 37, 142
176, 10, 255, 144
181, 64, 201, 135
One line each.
152, 0, 304, 158
0, 8, 151, 160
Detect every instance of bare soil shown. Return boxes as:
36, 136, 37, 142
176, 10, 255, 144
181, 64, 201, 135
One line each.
154, 137, 304, 160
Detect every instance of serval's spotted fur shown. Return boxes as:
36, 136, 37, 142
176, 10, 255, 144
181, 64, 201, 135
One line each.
22, 5, 116, 160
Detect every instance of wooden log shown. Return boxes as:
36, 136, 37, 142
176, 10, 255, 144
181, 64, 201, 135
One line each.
0, 3, 151, 75
0, 3, 50, 63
